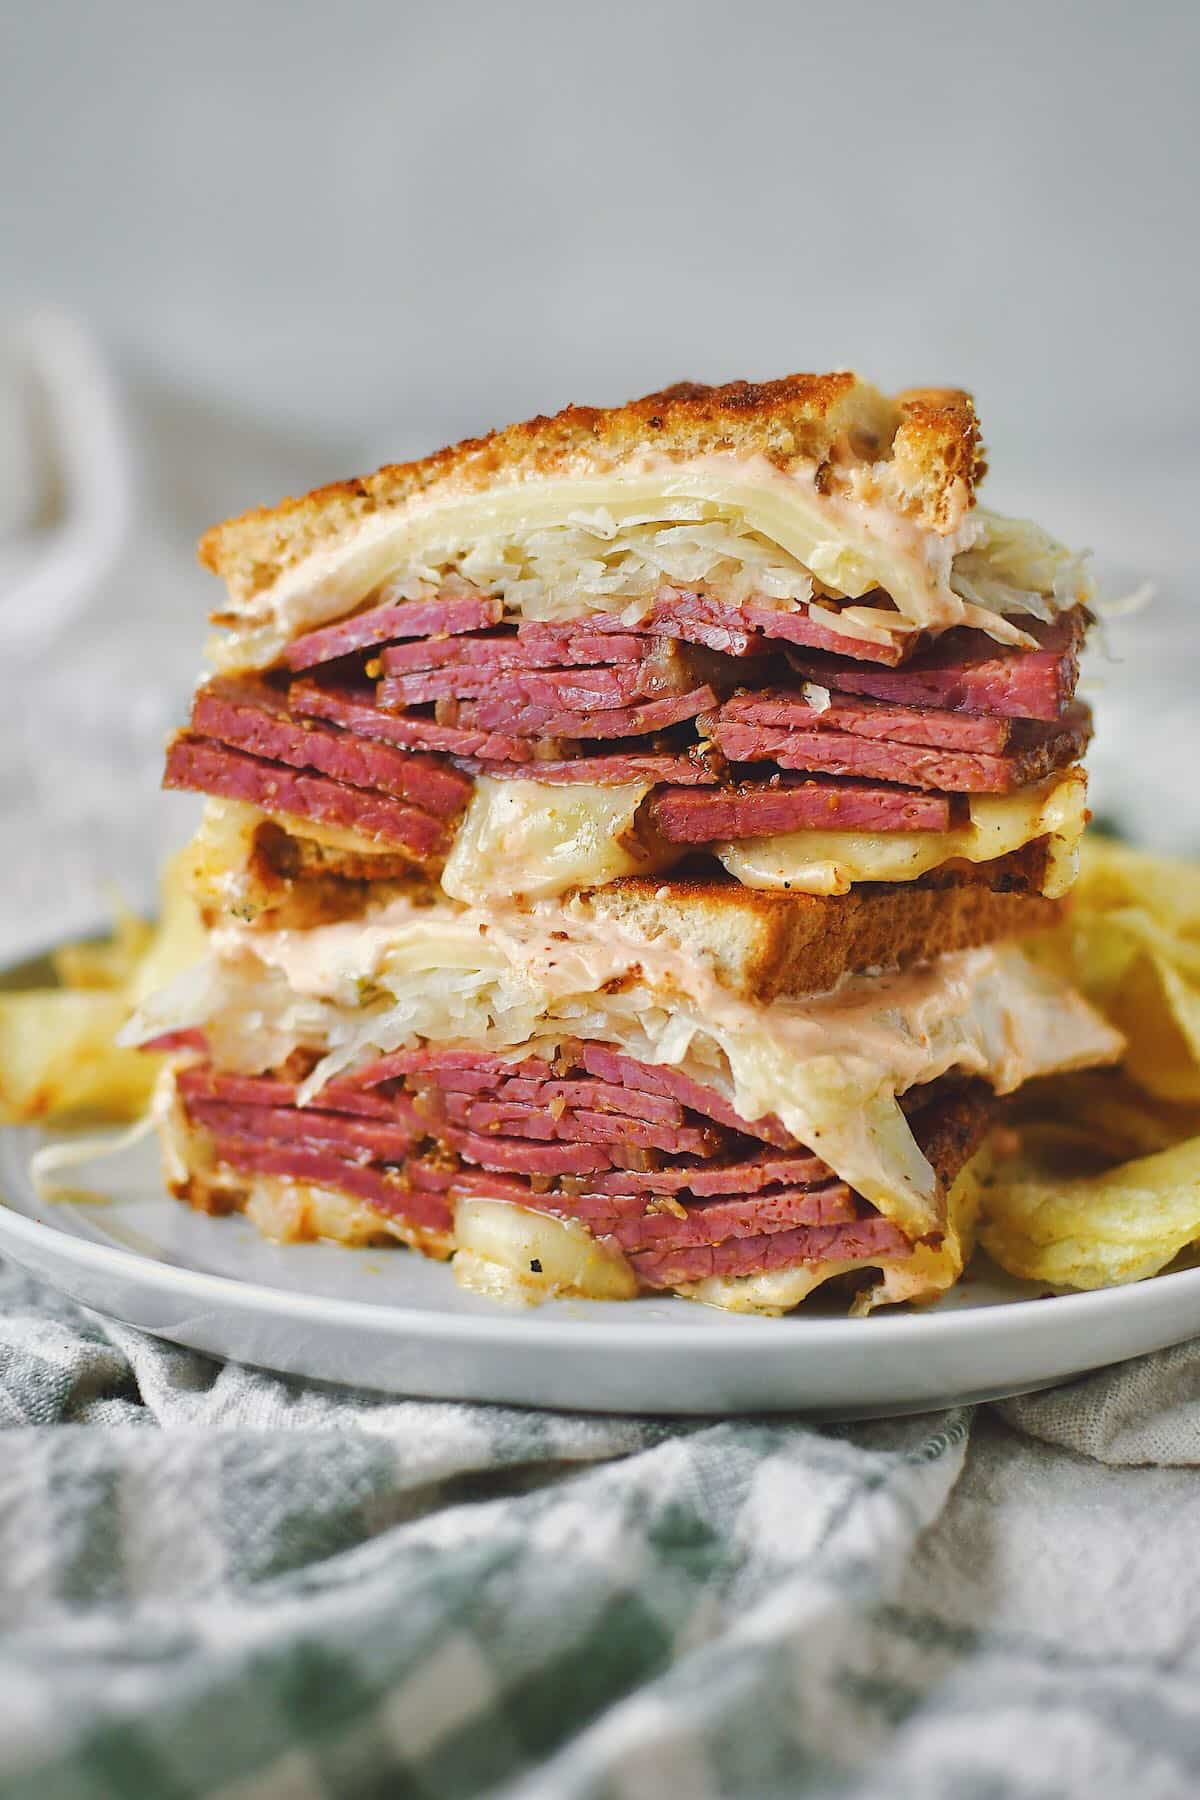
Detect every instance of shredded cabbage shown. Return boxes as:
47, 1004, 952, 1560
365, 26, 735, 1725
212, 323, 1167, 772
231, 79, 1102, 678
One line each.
375, 503, 817, 622
950, 509, 1093, 622
334, 503, 1091, 644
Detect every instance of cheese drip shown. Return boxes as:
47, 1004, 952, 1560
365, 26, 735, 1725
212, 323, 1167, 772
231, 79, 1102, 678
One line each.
441, 777, 673, 903
718, 767, 1088, 898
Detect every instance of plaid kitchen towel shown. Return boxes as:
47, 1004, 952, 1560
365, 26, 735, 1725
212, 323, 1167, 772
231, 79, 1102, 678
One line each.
1, 1254, 1199, 1800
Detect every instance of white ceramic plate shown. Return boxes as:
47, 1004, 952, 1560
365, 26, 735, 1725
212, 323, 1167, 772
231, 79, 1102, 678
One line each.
3, 1118, 1200, 1417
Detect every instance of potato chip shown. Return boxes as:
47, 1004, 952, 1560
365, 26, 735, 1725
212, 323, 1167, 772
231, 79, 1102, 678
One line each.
1106, 951, 1200, 1103
980, 1136, 1200, 1289
1084, 839, 1200, 930
1024, 839, 1200, 1104
127, 849, 208, 1006
0, 849, 206, 1126
51, 897, 154, 992
1006, 1070, 1200, 1163
0, 991, 157, 1122
982, 836, 1200, 1290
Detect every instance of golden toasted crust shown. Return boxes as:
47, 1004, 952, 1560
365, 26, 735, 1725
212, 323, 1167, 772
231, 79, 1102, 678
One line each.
578, 855, 1061, 1002
200, 373, 985, 604
892, 388, 987, 532
187, 816, 438, 932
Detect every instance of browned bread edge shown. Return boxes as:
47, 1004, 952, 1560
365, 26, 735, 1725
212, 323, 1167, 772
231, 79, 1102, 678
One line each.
578, 859, 1062, 1002
200, 373, 984, 604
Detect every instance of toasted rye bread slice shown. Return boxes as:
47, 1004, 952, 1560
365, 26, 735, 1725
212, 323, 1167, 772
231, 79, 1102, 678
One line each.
188, 819, 431, 932
210, 821, 1056, 956
200, 374, 984, 606
577, 858, 1063, 1003
202, 819, 1059, 959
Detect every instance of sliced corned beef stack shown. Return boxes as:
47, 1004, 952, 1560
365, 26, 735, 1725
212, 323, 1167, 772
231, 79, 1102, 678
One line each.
173, 1048, 993, 1294
165, 599, 1092, 898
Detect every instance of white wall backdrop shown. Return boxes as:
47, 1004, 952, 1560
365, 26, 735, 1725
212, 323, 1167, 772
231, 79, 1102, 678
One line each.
0, 0, 1196, 946
6, 1, 1198, 456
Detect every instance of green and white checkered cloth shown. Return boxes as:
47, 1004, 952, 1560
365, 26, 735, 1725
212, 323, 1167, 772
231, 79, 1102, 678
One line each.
2, 1256, 1200, 1800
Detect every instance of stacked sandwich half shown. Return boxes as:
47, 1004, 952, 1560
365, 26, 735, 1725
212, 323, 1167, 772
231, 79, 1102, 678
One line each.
132, 374, 1123, 1313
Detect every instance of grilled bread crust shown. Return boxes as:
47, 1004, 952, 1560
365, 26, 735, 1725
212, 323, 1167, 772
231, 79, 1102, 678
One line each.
200, 374, 985, 605
206, 817, 1058, 975
577, 854, 1062, 1003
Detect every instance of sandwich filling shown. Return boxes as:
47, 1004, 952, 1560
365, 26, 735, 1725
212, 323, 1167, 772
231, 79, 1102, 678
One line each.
165, 606, 1092, 910
159, 1051, 994, 1313
173, 375, 1096, 908
128, 893, 1122, 1241
207, 464, 1090, 674
137, 372, 1124, 1316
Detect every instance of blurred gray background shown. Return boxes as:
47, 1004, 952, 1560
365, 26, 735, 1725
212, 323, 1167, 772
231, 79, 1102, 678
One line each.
0, 0, 1196, 955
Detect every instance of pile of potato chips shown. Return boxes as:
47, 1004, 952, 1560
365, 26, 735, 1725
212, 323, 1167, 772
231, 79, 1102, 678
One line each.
0, 853, 205, 1127
3, 832, 1199, 1299
982, 838, 1200, 1289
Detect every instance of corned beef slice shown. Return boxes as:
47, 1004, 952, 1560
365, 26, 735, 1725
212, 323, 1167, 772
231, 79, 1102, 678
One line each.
516, 1182, 861, 1251
379, 633, 731, 693
743, 604, 910, 664
379, 655, 706, 711
567, 1150, 837, 1198
435, 1125, 618, 1176
576, 1045, 797, 1148
629, 1216, 912, 1288
648, 588, 910, 665
451, 751, 719, 786
378, 626, 655, 673
631, 591, 762, 657
413, 1071, 687, 1126
192, 678, 471, 817
141, 1027, 208, 1054
197, 1089, 889, 1265
432, 1095, 723, 1157
341, 1047, 556, 1088
679, 1150, 835, 1196
240, 609, 1091, 815
177, 1065, 406, 1121
284, 594, 504, 670
457, 1074, 684, 1126
647, 778, 953, 840
185, 1045, 814, 1179
389, 686, 720, 740
284, 584, 906, 677
707, 703, 1091, 794
206, 1126, 907, 1273
441, 1168, 854, 1232
164, 736, 451, 858
293, 679, 578, 763
783, 613, 1086, 721
406, 1158, 459, 1193
354, 1040, 795, 1151
188, 1099, 421, 1163
715, 689, 1018, 752
209, 1134, 453, 1233
183, 1054, 1001, 1287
